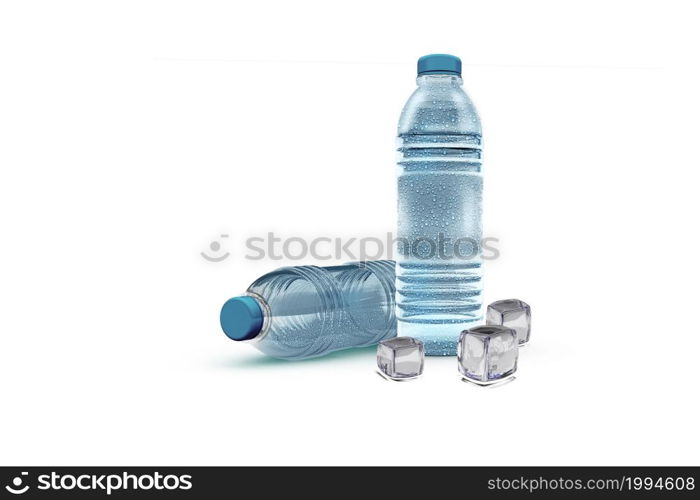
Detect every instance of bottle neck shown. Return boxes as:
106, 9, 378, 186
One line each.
417, 74, 463, 87
219, 294, 267, 342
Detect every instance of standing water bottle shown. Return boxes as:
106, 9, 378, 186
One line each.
396, 54, 483, 355
220, 261, 396, 360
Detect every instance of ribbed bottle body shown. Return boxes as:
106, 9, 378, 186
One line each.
248, 260, 396, 359
396, 74, 483, 355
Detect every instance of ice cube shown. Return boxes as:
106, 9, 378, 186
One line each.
486, 299, 531, 345
458, 325, 518, 385
377, 337, 424, 380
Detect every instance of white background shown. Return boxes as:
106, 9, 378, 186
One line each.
0, 0, 698, 466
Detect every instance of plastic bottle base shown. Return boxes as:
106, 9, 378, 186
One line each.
422, 338, 459, 356
398, 318, 482, 356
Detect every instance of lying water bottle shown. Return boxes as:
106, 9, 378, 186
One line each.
396, 54, 483, 356
220, 260, 396, 360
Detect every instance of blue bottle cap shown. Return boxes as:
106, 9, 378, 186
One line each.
417, 54, 462, 76
220, 296, 264, 341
